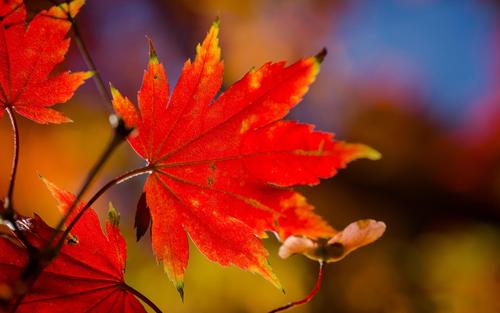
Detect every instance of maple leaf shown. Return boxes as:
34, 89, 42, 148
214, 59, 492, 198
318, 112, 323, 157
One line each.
111, 20, 380, 295
0, 0, 91, 124
0, 179, 148, 313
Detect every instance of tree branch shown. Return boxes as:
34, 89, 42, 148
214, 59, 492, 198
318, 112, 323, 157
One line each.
68, 15, 113, 112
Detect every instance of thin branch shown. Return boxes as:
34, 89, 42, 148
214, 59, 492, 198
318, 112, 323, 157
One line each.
4, 107, 19, 210
269, 261, 326, 313
3, 107, 34, 253
68, 16, 113, 112
123, 283, 163, 313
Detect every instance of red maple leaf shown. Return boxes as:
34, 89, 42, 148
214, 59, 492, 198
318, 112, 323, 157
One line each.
0, 0, 91, 124
111, 20, 380, 295
0, 179, 147, 313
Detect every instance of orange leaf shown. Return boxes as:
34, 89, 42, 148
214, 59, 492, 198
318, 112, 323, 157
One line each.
111, 20, 380, 295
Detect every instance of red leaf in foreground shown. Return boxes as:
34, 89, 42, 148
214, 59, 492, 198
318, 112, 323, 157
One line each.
0, 0, 91, 124
111, 20, 380, 295
0, 180, 147, 313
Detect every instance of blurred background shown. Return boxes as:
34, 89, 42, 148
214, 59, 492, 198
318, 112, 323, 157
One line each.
1, 0, 500, 312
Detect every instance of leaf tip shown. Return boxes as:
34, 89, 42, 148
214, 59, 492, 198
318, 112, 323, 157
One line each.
274, 278, 284, 293
84, 71, 95, 79
342, 143, 382, 162
68, 0, 85, 18
40, 175, 55, 193
176, 282, 185, 302
147, 37, 159, 64
314, 48, 327, 64
109, 82, 119, 97
40, 177, 69, 214
212, 16, 220, 28
48, 0, 85, 20
263, 259, 284, 292
361, 146, 382, 161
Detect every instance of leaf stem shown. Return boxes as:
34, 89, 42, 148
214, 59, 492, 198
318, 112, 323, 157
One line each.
268, 261, 325, 313
3, 107, 34, 252
4, 106, 19, 212
52, 165, 153, 253
123, 283, 163, 313
68, 14, 113, 112
67, 12, 113, 111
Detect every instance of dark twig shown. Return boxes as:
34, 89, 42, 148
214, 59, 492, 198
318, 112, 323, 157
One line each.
68, 16, 113, 111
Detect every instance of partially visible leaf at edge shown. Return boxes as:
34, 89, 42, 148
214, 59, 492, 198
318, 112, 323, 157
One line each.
0, 179, 147, 313
0, 0, 91, 124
